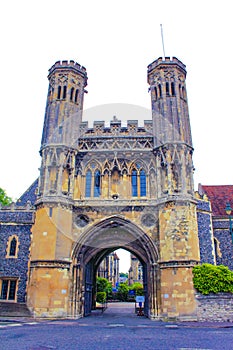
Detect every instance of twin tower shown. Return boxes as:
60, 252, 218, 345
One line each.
28, 57, 200, 319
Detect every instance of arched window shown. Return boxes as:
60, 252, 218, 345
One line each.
158, 84, 162, 98
75, 89, 79, 103
94, 170, 101, 197
171, 82, 175, 96
166, 82, 170, 96
6, 236, 19, 259
140, 170, 146, 196
57, 86, 61, 99
70, 87, 74, 101
179, 84, 182, 98
154, 87, 157, 101
85, 170, 92, 198
131, 169, 138, 197
9, 237, 17, 257
182, 86, 186, 100
62, 86, 67, 99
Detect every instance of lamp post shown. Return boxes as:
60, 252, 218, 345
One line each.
225, 202, 233, 245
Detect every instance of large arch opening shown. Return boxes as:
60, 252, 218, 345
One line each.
70, 216, 159, 319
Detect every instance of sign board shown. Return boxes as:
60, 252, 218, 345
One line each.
136, 295, 145, 303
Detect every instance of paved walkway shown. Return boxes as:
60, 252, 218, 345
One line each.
1, 302, 233, 329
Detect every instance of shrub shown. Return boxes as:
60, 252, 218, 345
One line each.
129, 282, 144, 296
96, 277, 112, 299
96, 277, 109, 292
193, 263, 233, 295
117, 283, 129, 301
96, 291, 106, 303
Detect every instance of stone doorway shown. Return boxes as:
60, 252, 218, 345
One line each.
71, 216, 159, 319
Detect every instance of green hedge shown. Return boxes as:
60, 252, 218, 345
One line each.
96, 291, 106, 303
193, 264, 233, 295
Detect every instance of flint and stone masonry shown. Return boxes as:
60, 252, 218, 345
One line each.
0, 57, 232, 320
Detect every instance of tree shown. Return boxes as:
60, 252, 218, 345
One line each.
119, 272, 128, 278
0, 188, 12, 206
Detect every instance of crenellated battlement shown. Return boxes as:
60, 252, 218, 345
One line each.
0, 202, 35, 224
48, 60, 87, 78
79, 118, 153, 137
0, 201, 34, 211
147, 56, 186, 74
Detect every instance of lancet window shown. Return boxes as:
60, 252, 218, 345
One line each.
70, 87, 74, 101
74, 89, 79, 103
85, 168, 101, 198
165, 81, 176, 96
131, 164, 147, 197
85, 170, 92, 197
57, 85, 61, 99
94, 170, 101, 197
6, 235, 19, 258
57, 85, 67, 100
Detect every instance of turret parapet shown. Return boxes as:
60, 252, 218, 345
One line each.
48, 60, 87, 80
147, 56, 186, 75
79, 119, 152, 137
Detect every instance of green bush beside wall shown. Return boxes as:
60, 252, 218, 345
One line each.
193, 263, 233, 295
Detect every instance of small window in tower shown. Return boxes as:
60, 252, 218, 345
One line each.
57, 86, 61, 99
75, 89, 79, 103
6, 235, 19, 258
154, 87, 157, 101
63, 86, 67, 99
171, 82, 175, 96
9, 237, 17, 257
131, 169, 138, 197
70, 87, 74, 101
166, 82, 170, 96
158, 84, 162, 98
182, 86, 187, 100
179, 84, 182, 98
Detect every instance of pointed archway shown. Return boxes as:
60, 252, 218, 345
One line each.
70, 215, 159, 319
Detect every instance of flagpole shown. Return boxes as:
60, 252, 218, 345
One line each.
160, 24, 166, 60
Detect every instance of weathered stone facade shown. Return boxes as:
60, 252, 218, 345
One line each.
0, 57, 232, 320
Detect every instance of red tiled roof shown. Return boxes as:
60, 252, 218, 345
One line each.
200, 184, 233, 216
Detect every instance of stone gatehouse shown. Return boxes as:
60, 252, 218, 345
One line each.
0, 57, 232, 319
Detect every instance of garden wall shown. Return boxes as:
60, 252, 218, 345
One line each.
196, 293, 233, 322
